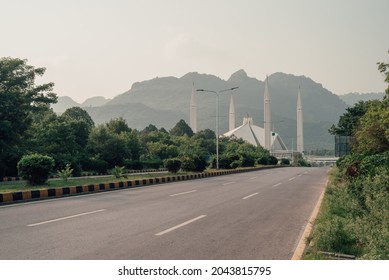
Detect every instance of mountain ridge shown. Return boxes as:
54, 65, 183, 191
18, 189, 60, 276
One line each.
51, 70, 357, 151
339, 92, 384, 106
52, 96, 111, 113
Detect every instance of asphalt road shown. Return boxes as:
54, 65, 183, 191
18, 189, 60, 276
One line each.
0, 167, 328, 260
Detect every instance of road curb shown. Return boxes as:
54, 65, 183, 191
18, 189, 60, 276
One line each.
291, 178, 329, 260
0, 165, 285, 205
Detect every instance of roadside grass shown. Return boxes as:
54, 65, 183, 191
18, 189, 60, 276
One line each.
304, 166, 389, 260
304, 167, 363, 259
0, 172, 180, 194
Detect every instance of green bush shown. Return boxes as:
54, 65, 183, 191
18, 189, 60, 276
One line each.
240, 153, 256, 167
258, 155, 278, 165
359, 152, 389, 177
140, 159, 162, 170
17, 154, 55, 185
81, 157, 109, 174
54, 156, 82, 177
57, 163, 73, 182
164, 158, 181, 173
181, 155, 208, 172
124, 159, 144, 170
268, 155, 278, 165
180, 157, 195, 172
257, 156, 269, 165
215, 155, 234, 169
297, 158, 311, 167
280, 158, 290, 165
110, 166, 126, 178
230, 160, 241, 169
192, 155, 208, 172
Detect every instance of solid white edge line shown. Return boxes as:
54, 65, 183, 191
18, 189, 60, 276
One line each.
27, 209, 106, 227
272, 183, 282, 187
155, 215, 207, 236
169, 190, 197, 197
242, 193, 259, 200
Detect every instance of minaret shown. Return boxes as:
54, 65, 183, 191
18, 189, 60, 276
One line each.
190, 83, 197, 133
297, 86, 304, 153
229, 94, 235, 131
264, 76, 271, 150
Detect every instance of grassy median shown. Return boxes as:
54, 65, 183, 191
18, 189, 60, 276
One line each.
0, 172, 177, 194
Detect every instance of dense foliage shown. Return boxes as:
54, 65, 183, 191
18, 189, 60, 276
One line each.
308, 51, 389, 259
1, 57, 284, 181
309, 157, 389, 259
0, 57, 57, 177
328, 100, 377, 136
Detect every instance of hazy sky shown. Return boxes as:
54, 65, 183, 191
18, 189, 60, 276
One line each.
1, 0, 388, 102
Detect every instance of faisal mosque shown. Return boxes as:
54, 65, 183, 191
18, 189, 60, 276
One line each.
189, 77, 304, 158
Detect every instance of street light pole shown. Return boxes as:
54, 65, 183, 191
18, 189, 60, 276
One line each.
196, 87, 239, 169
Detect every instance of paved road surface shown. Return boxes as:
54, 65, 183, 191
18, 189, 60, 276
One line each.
0, 167, 328, 260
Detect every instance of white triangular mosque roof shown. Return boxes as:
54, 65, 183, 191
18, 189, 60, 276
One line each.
223, 116, 288, 151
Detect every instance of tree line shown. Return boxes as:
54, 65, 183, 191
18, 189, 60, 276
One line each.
1, 57, 276, 182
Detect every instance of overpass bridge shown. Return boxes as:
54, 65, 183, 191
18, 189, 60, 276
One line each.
271, 150, 338, 166
305, 156, 339, 166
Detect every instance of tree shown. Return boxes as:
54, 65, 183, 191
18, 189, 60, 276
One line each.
106, 117, 131, 134
352, 52, 389, 155
377, 50, 389, 97
61, 107, 94, 129
192, 129, 216, 155
170, 119, 194, 137
121, 130, 141, 161
0, 57, 57, 177
141, 124, 158, 135
34, 117, 78, 155
354, 102, 389, 155
87, 125, 128, 167
61, 107, 94, 148
146, 142, 178, 160
194, 129, 216, 140
328, 100, 378, 136
26, 108, 83, 176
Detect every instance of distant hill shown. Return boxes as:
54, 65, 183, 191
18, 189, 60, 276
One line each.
82, 96, 111, 107
339, 92, 384, 106
51, 96, 111, 113
51, 96, 80, 113
85, 103, 186, 130
53, 70, 350, 151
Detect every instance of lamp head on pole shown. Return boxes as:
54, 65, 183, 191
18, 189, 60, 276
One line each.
196, 89, 217, 94
220, 86, 239, 93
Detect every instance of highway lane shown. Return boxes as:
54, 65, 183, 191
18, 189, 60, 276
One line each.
0, 167, 328, 259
